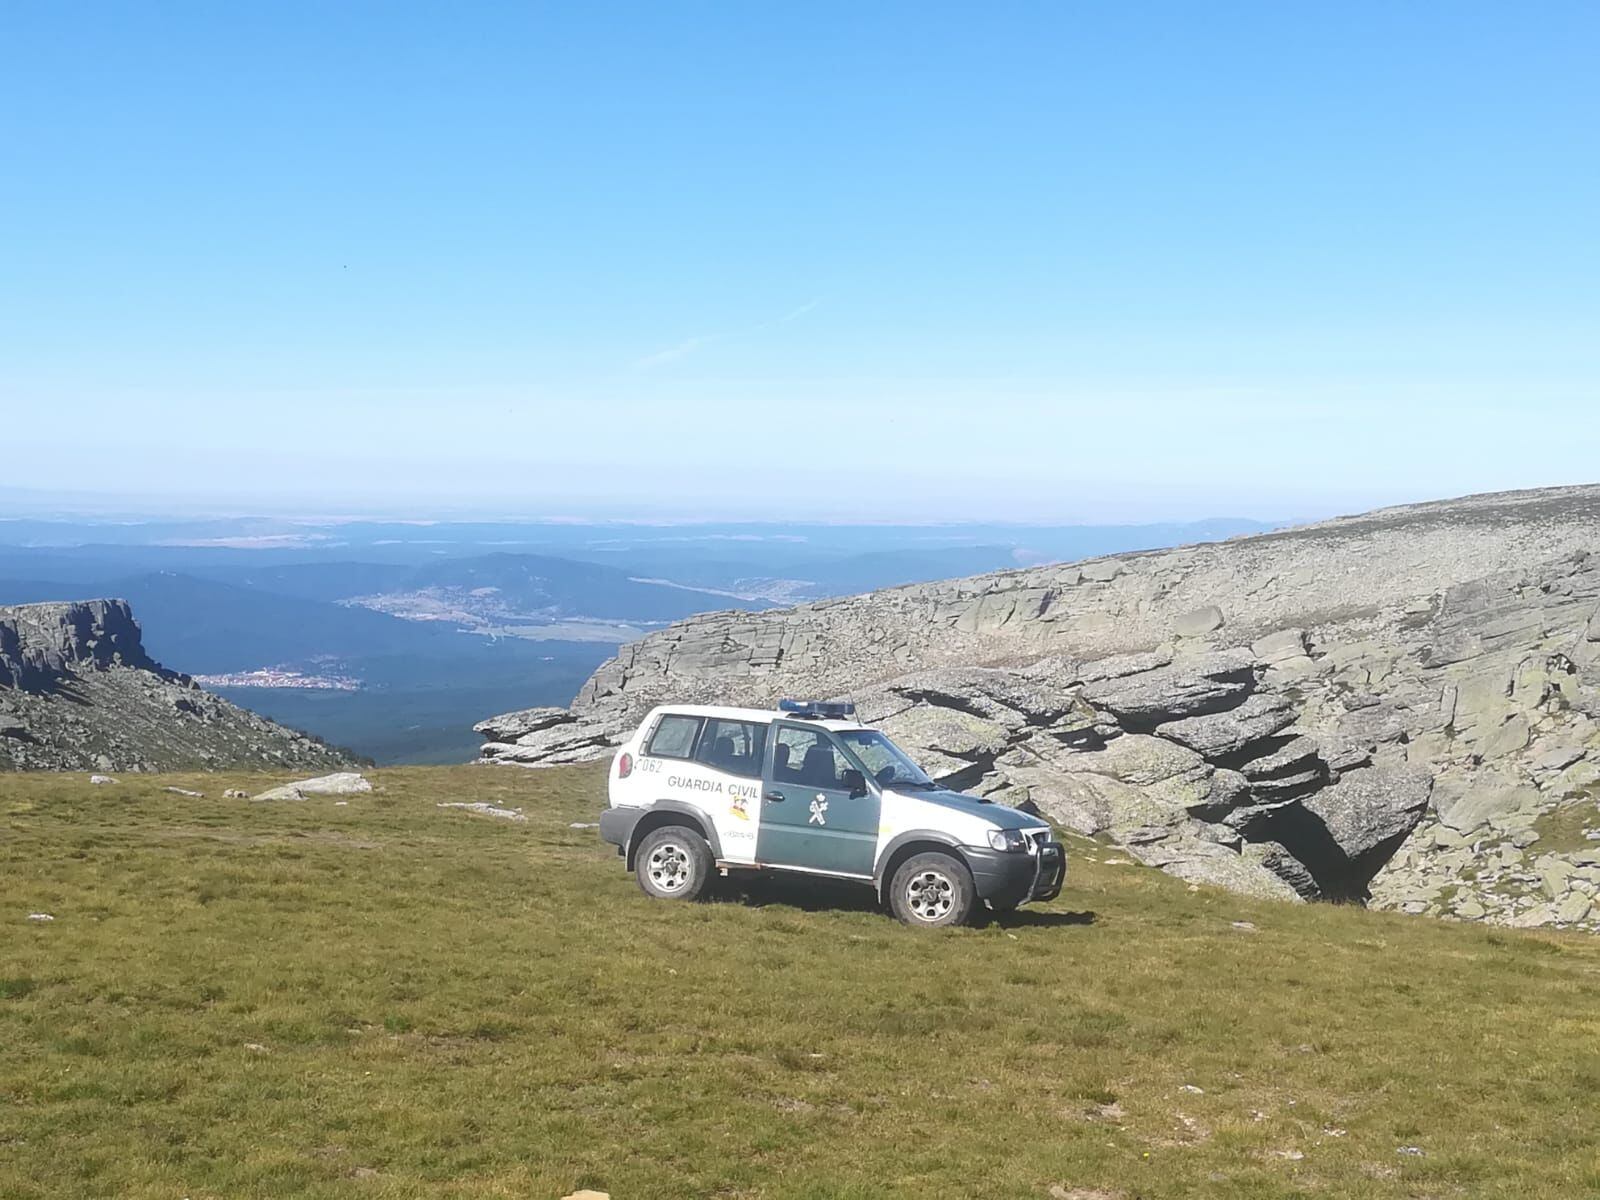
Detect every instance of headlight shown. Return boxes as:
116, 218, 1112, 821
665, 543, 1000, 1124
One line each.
987, 828, 1027, 853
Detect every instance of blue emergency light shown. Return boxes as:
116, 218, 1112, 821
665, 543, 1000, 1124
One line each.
779, 699, 856, 719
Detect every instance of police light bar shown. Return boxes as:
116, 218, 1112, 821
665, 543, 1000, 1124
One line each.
779, 699, 856, 719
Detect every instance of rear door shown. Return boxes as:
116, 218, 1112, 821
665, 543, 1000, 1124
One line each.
690, 716, 767, 864
757, 722, 880, 877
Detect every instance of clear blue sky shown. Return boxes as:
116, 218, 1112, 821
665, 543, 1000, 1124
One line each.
3, 2, 1596, 522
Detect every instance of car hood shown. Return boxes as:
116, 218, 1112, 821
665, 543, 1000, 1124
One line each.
890, 786, 1044, 831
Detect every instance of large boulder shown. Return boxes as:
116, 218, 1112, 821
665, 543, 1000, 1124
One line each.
876, 705, 1010, 783
254, 772, 372, 801
472, 706, 574, 742
1068, 648, 1174, 684
475, 703, 630, 767
877, 704, 1009, 758
1250, 628, 1309, 665
1051, 733, 1210, 787
1302, 767, 1433, 860
1173, 605, 1225, 638
1080, 650, 1256, 730
1130, 834, 1305, 903
1479, 714, 1531, 760
482, 720, 621, 765
1000, 763, 1115, 835
872, 667, 1080, 730
1245, 840, 1321, 899
1019, 770, 1152, 836
1438, 782, 1541, 833
1238, 736, 1322, 780
1008, 734, 1215, 835
1156, 693, 1297, 757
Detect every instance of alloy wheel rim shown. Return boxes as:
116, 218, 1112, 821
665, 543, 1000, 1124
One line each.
907, 869, 955, 921
648, 841, 692, 892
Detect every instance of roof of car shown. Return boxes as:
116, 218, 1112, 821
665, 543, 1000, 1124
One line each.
645, 703, 868, 731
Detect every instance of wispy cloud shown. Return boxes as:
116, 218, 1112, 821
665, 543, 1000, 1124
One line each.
637, 299, 821, 369
768, 298, 820, 327
637, 334, 719, 368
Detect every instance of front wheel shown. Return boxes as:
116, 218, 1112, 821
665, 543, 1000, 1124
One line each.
634, 825, 713, 902
889, 852, 976, 927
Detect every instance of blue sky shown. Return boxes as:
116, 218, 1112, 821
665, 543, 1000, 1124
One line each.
3, 2, 1597, 522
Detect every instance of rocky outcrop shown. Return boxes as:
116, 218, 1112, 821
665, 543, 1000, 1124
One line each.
0, 600, 353, 773
0, 599, 156, 689
477, 484, 1600, 928
563, 485, 1600, 720
473, 706, 632, 766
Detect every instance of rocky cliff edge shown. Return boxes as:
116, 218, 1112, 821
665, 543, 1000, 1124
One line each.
477, 485, 1600, 928
0, 599, 352, 773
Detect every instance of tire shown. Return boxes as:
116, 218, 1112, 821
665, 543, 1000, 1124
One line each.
634, 825, 713, 902
889, 852, 976, 927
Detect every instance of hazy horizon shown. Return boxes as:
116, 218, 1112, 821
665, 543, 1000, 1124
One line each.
5, 476, 1592, 531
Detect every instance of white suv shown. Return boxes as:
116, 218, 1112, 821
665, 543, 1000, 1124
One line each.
597, 700, 1064, 926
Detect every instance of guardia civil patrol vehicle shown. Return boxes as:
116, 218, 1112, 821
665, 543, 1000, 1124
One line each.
598, 699, 1064, 926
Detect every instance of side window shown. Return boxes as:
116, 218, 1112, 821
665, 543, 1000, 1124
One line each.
773, 725, 848, 789
693, 718, 768, 778
646, 714, 702, 759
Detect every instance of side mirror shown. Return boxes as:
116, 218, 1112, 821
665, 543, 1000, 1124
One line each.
841, 768, 867, 798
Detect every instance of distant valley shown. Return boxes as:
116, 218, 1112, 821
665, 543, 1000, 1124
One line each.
0, 513, 1272, 763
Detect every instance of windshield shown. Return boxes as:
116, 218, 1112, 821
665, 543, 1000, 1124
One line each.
835, 729, 936, 788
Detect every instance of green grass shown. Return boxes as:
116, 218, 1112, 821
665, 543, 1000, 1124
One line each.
3, 766, 1600, 1198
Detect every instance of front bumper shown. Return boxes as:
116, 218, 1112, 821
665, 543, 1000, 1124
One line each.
965, 840, 1066, 907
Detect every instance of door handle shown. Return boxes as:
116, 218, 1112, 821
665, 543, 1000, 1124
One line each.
764, 790, 785, 802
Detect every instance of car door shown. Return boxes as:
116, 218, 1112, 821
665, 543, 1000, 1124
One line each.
757, 722, 880, 877
689, 716, 767, 865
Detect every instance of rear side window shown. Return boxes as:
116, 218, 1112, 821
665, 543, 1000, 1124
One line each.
646, 714, 702, 759
773, 724, 850, 788
693, 718, 768, 778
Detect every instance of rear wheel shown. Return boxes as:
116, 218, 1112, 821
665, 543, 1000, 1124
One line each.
634, 825, 713, 901
889, 852, 976, 927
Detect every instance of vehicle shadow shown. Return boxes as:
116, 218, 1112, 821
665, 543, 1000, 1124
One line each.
717, 874, 881, 915
981, 908, 1097, 929
716, 875, 1096, 928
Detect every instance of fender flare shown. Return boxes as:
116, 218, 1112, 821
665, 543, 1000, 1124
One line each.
626, 799, 724, 867
873, 830, 970, 896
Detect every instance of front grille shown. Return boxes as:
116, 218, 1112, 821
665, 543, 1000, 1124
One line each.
1029, 831, 1052, 853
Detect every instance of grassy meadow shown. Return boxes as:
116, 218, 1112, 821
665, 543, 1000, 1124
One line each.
3, 764, 1599, 1198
